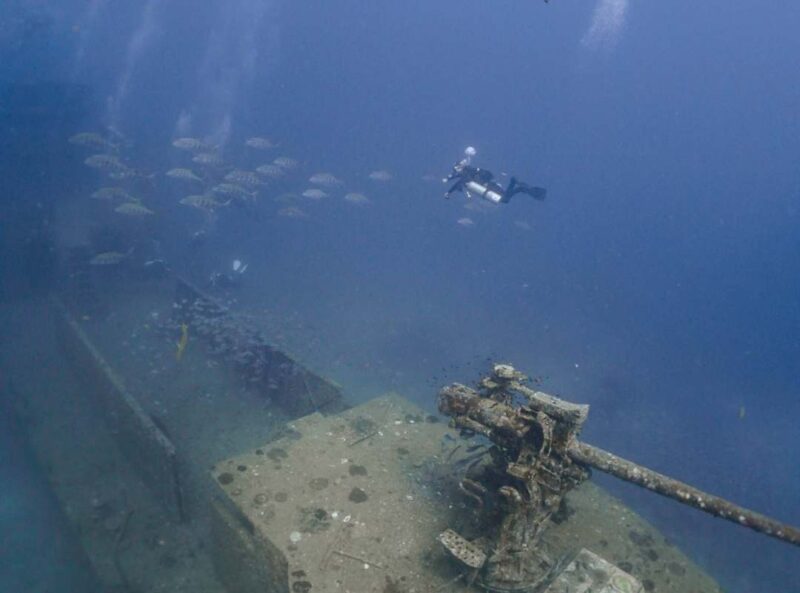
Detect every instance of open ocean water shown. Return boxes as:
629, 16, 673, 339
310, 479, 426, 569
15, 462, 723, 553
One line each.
1, 1, 799, 592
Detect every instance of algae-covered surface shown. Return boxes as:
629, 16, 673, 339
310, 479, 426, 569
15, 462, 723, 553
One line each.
4, 286, 726, 593
214, 394, 723, 593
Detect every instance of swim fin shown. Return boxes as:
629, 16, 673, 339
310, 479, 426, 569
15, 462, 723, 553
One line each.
529, 186, 547, 200
508, 178, 547, 201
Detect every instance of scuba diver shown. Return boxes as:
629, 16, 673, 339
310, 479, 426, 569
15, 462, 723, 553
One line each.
208, 259, 248, 289
443, 147, 547, 204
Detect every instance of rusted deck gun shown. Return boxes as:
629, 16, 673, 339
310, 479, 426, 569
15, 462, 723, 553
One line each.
439, 364, 800, 548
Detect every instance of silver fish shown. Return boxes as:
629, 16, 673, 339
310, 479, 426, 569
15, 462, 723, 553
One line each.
278, 206, 307, 218
172, 137, 212, 152
344, 192, 369, 204
84, 153, 123, 170
192, 152, 224, 167
368, 169, 393, 182
309, 172, 343, 187
245, 137, 276, 150
107, 168, 137, 180
91, 187, 135, 202
301, 188, 327, 200
85, 154, 136, 179
166, 168, 203, 183
180, 195, 229, 211
69, 132, 114, 151
212, 183, 255, 199
273, 157, 298, 169
225, 169, 263, 187
256, 164, 285, 179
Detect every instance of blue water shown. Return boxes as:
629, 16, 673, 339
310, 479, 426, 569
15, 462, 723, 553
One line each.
1, 1, 799, 591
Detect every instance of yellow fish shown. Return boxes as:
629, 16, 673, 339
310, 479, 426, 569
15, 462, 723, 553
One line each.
176, 323, 189, 361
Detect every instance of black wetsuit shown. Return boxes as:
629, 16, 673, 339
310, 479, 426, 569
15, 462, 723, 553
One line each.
444, 164, 501, 198
444, 163, 546, 203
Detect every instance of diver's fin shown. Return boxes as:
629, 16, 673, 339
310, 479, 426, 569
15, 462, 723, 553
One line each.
507, 179, 546, 201
530, 186, 547, 201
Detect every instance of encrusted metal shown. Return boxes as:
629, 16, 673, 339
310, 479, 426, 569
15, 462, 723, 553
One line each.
437, 364, 800, 592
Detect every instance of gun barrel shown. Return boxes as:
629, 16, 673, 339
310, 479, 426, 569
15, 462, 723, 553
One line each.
568, 441, 800, 547
439, 381, 800, 547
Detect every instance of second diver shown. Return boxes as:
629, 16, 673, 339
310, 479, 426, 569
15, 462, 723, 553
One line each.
443, 147, 546, 204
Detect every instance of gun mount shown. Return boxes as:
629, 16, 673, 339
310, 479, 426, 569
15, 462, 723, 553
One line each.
437, 364, 800, 592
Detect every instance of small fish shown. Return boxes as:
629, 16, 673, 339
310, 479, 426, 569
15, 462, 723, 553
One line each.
192, 152, 223, 167
172, 137, 212, 152
278, 206, 307, 218
115, 202, 154, 216
344, 192, 369, 204
90, 251, 129, 265
457, 217, 474, 227
212, 183, 255, 199
301, 188, 327, 200
225, 169, 263, 187
84, 153, 123, 170
310, 172, 343, 187
180, 194, 229, 211
738, 406, 746, 420
368, 169, 393, 182
69, 132, 114, 151
84, 154, 137, 179
166, 168, 203, 183
273, 156, 298, 169
256, 164, 285, 179
107, 168, 138, 181
514, 220, 531, 231
91, 187, 135, 202
245, 137, 276, 150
